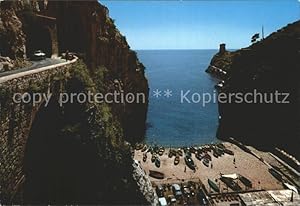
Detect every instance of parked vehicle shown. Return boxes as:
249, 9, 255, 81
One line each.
156, 185, 164, 197
158, 197, 167, 206
182, 184, 191, 198
172, 184, 182, 198
168, 195, 177, 204
32, 50, 46, 60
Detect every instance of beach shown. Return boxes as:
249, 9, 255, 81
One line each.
134, 142, 284, 194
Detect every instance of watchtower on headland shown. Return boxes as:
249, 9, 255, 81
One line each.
219, 43, 226, 54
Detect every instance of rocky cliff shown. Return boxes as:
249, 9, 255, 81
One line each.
1, 0, 149, 204
208, 21, 300, 159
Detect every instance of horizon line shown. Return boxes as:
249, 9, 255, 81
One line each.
134, 48, 238, 51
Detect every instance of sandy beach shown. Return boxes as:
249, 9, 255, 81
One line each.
134, 142, 284, 194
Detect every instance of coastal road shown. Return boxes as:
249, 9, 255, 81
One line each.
0, 58, 66, 78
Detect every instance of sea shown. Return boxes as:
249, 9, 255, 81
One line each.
136, 50, 220, 147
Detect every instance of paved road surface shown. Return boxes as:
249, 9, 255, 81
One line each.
0, 58, 66, 78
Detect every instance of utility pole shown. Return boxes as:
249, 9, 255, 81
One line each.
262, 25, 265, 40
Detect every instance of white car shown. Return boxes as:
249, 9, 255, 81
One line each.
32, 50, 46, 60
158, 197, 167, 206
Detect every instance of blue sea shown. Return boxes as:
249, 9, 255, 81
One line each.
136, 50, 220, 147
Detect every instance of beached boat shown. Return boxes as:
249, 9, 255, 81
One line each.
149, 170, 165, 179
143, 153, 147, 162
174, 156, 180, 165
168, 149, 176, 158
196, 152, 203, 161
224, 148, 234, 155
147, 147, 153, 153
239, 175, 252, 188
185, 156, 196, 170
269, 168, 282, 181
213, 147, 223, 158
220, 177, 242, 191
208, 179, 220, 193
177, 149, 183, 156
158, 147, 165, 156
155, 158, 161, 168
204, 153, 211, 161
135, 143, 144, 150
217, 143, 226, 150
213, 149, 219, 158
151, 154, 156, 163
190, 147, 197, 153
141, 145, 148, 152
203, 158, 209, 167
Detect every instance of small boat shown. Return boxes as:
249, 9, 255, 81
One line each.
190, 147, 197, 153
203, 158, 209, 167
269, 168, 282, 181
220, 177, 242, 191
239, 175, 252, 188
196, 152, 203, 161
217, 143, 226, 150
143, 153, 147, 162
149, 170, 165, 179
135, 143, 144, 150
151, 154, 156, 163
185, 156, 196, 170
203, 153, 211, 161
185, 150, 192, 157
158, 147, 165, 156
177, 149, 183, 156
155, 157, 161, 168
168, 149, 176, 158
147, 147, 153, 153
208, 179, 220, 193
213, 147, 223, 158
213, 149, 220, 158
174, 155, 180, 165
224, 148, 234, 155
141, 145, 148, 152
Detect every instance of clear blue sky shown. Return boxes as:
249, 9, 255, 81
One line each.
101, 0, 300, 50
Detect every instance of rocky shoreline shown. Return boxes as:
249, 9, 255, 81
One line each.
206, 21, 300, 159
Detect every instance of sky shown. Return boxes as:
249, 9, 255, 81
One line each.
101, 0, 300, 50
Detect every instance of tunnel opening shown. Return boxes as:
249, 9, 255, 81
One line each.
21, 11, 54, 58
25, 24, 52, 58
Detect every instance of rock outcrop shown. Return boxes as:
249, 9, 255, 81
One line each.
208, 21, 300, 158
0, 0, 149, 204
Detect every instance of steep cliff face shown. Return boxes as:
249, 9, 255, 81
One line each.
208, 21, 300, 158
0, 1, 26, 58
0, 0, 149, 204
45, 0, 149, 143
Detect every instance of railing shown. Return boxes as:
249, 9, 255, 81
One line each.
0, 56, 78, 84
